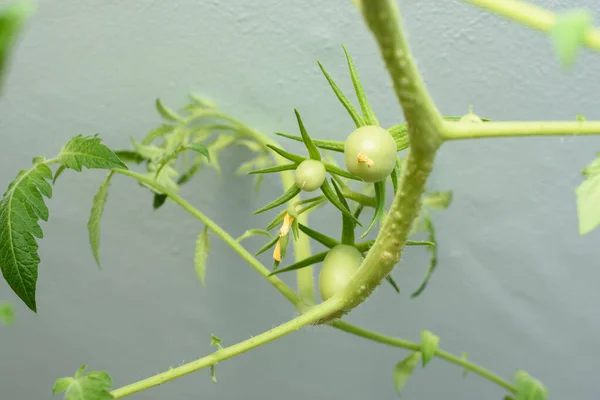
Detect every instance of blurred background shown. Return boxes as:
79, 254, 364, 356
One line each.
1, 0, 599, 398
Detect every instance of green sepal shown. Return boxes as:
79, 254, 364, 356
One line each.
297, 223, 340, 249
342, 45, 378, 126
331, 178, 355, 245
324, 162, 363, 181
317, 61, 365, 127
320, 179, 362, 227
294, 109, 321, 160
255, 235, 279, 257
266, 144, 305, 163
411, 212, 438, 298
266, 209, 288, 231
274, 132, 344, 153
268, 250, 328, 276
253, 185, 301, 215
248, 163, 297, 175
387, 124, 410, 151
274, 234, 290, 270
390, 157, 401, 194
360, 180, 386, 238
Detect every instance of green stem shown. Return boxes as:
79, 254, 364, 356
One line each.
113, 168, 304, 308
443, 120, 600, 140
332, 321, 516, 394
185, 109, 316, 305
465, 0, 600, 51
110, 298, 343, 398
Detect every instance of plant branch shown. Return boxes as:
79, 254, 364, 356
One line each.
464, 0, 600, 51
113, 168, 304, 308
110, 298, 343, 398
443, 120, 600, 140
331, 320, 517, 393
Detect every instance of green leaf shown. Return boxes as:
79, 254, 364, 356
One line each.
154, 143, 210, 178
0, 302, 14, 325
385, 275, 400, 294
269, 250, 328, 276
273, 234, 290, 269
187, 93, 217, 109
360, 180, 386, 239
87, 172, 114, 269
155, 98, 183, 122
318, 61, 365, 127
274, 132, 345, 153
255, 235, 279, 256
420, 330, 439, 367
324, 162, 363, 181
392, 351, 421, 395
330, 178, 355, 245
0, 1, 32, 93
52, 365, 113, 400
141, 124, 175, 145
0, 161, 53, 312
53, 165, 67, 184
248, 163, 297, 175
388, 124, 410, 151
576, 155, 600, 234
236, 229, 271, 243
514, 370, 548, 400
423, 191, 453, 210
342, 45, 378, 126
320, 179, 362, 226
294, 109, 321, 161
266, 144, 305, 164
210, 365, 217, 383
406, 240, 435, 247
253, 185, 301, 215
550, 9, 592, 69
210, 333, 223, 349
58, 135, 128, 172
113, 150, 145, 165
297, 223, 340, 248
411, 213, 438, 298
355, 239, 375, 252
195, 226, 210, 286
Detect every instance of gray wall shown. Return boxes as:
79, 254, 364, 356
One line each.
1, 0, 599, 398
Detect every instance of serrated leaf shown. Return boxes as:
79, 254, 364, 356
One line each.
52, 365, 114, 400
388, 124, 410, 151
248, 163, 297, 175
0, 1, 32, 92
253, 185, 301, 215
514, 371, 548, 400
297, 223, 340, 248
0, 162, 53, 312
423, 191, 453, 210
236, 229, 271, 242
361, 180, 386, 238
255, 235, 279, 256
0, 302, 14, 325
420, 330, 439, 367
195, 226, 210, 286
411, 213, 438, 298
318, 61, 364, 127
321, 179, 362, 226
294, 109, 321, 160
576, 156, 600, 234
58, 135, 128, 172
331, 178, 355, 245
52, 165, 66, 184
269, 250, 328, 276
155, 98, 182, 122
274, 132, 345, 153
550, 9, 592, 69
393, 351, 420, 395
88, 172, 114, 269
385, 275, 400, 294
342, 45, 378, 126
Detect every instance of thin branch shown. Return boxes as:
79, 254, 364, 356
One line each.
443, 120, 600, 140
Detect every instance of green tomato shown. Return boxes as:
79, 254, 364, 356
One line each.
344, 126, 397, 182
294, 159, 326, 192
319, 244, 363, 301
459, 112, 482, 123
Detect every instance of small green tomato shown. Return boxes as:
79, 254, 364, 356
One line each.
344, 126, 397, 182
319, 244, 364, 301
294, 159, 326, 192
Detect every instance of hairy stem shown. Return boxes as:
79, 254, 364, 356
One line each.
443, 120, 600, 140
110, 298, 342, 398
114, 169, 304, 308
332, 321, 516, 393
465, 0, 600, 51
334, 0, 443, 312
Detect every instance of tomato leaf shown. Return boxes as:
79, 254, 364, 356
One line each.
113, 150, 145, 165
274, 132, 345, 153
360, 180, 386, 239
155, 98, 183, 122
411, 212, 438, 298
423, 191, 453, 210
576, 154, 600, 234
392, 351, 421, 395
294, 109, 321, 161
0, 1, 32, 93
52, 365, 114, 400
342, 45, 379, 126
269, 250, 328, 276
154, 143, 209, 178
58, 135, 128, 172
549, 9, 592, 69
514, 370, 548, 400
253, 185, 301, 215
0, 302, 14, 325
88, 172, 114, 269
297, 223, 340, 248
317, 61, 365, 127
195, 226, 210, 286
420, 330, 439, 367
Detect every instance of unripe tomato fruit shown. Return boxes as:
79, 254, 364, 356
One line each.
294, 159, 326, 192
344, 126, 397, 182
319, 244, 364, 301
